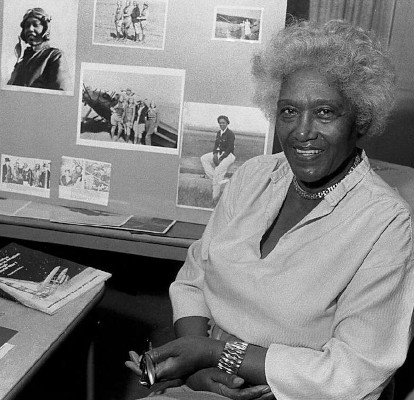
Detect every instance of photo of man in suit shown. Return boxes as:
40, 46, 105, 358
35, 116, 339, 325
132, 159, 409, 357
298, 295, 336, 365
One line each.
200, 115, 236, 203
2, 158, 12, 183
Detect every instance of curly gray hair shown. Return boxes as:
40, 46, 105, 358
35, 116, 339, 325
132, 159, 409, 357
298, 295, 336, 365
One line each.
252, 19, 396, 138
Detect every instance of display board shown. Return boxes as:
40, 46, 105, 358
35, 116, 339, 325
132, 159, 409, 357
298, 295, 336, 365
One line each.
0, 0, 287, 224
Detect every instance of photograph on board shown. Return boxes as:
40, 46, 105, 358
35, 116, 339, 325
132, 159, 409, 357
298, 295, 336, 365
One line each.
59, 156, 112, 206
1, 154, 51, 198
78, 62, 185, 154
177, 102, 270, 210
93, 0, 168, 50
212, 6, 263, 43
0, 0, 79, 95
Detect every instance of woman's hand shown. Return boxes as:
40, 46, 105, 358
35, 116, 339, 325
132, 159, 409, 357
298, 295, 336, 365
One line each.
126, 337, 223, 382
148, 336, 224, 381
125, 350, 143, 377
213, 154, 220, 166
186, 368, 275, 400
125, 352, 184, 397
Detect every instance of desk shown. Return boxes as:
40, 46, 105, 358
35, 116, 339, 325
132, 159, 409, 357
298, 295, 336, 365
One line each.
0, 283, 105, 400
0, 215, 205, 261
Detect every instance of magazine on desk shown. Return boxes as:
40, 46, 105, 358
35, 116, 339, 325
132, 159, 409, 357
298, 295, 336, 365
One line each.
0, 243, 111, 315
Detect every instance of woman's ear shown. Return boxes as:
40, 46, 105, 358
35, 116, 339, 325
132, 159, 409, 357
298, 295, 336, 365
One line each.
355, 122, 371, 147
356, 123, 370, 139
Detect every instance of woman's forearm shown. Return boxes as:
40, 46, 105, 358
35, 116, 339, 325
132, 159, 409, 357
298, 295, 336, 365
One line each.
174, 316, 210, 338
175, 319, 268, 384
175, 318, 268, 384
238, 344, 268, 385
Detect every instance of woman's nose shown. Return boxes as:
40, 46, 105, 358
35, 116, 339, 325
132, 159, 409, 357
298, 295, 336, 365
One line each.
295, 112, 317, 141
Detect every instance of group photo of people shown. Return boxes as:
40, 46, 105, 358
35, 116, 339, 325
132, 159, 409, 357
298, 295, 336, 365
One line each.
78, 62, 184, 154
59, 156, 111, 206
108, 89, 159, 145
0, 155, 51, 198
113, 0, 149, 42
60, 160, 110, 192
0, 0, 78, 95
93, 0, 168, 50
177, 102, 268, 209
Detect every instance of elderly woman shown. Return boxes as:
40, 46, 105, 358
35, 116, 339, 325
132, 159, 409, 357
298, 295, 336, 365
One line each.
126, 20, 414, 400
8, 8, 69, 91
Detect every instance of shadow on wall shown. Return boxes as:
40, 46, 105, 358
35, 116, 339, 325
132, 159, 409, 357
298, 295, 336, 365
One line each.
362, 91, 414, 168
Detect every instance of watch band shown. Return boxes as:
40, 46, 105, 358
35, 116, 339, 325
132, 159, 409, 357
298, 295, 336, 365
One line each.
217, 341, 248, 375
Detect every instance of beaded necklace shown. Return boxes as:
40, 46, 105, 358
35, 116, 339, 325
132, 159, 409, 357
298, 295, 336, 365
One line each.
292, 153, 362, 200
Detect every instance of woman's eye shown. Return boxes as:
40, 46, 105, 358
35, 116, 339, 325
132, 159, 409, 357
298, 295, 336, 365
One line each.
279, 107, 297, 118
26, 22, 40, 29
316, 108, 335, 119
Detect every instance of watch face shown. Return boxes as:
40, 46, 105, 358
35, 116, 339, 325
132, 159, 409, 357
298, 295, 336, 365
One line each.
139, 353, 156, 387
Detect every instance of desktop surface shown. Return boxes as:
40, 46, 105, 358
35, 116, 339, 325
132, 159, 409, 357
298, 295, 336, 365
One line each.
0, 283, 104, 400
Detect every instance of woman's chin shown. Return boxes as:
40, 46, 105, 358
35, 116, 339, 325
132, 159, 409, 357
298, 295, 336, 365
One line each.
293, 169, 324, 185
27, 37, 42, 46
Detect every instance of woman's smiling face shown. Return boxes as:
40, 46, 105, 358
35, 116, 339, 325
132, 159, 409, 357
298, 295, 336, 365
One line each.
276, 68, 358, 189
218, 118, 228, 131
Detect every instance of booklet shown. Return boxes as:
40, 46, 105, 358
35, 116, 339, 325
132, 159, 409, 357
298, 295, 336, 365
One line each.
104, 216, 176, 234
0, 243, 111, 315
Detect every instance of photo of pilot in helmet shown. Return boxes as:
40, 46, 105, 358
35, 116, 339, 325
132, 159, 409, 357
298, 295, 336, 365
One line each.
7, 7, 70, 91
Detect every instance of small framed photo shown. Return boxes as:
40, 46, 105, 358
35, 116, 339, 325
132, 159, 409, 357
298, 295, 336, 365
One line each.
1, 154, 51, 198
78, 62, 185, 154
177, 102, 270, 210
212, 6, 263, 43
92, 0, 169, 50
0, 0, 78, 95
59, 156, 112, 206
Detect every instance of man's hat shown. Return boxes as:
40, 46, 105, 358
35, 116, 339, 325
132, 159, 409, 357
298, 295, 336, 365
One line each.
20, 8, 52, 43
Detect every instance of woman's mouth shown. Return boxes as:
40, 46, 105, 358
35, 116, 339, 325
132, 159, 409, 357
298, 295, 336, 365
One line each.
295, 148, 323, 156
27, 33, 41, 42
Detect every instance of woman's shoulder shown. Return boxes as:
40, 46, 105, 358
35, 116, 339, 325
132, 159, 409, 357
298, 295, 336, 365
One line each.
358, 163, 412, 217
43, 46, 64, 60
232, 153, 287, 181
240, 152, 286, 169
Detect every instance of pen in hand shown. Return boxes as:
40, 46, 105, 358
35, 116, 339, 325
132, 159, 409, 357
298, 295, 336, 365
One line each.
139, 338, 156, 388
